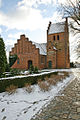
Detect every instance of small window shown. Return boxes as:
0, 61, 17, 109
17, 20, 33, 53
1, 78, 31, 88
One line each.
41, 57, 44, 63
59, 48, 62, 51
49, 47, 51, 49
22, 58, 23, 61
57, 35, 59, 40
17, 59, 19, 64
53, 36, 55, 41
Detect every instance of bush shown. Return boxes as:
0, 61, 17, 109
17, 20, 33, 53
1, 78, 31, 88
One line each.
5, 63, 10, 72
45, 76, 49, 81
29, 65, 39, 74
47, 78, 56, 86
24, 83, 33, 93
0, 71, 65, 93
70, 62, 76, 68
0, 73, 6, 78
34, 67, 38, 73
6, 84, 18, 94
10, 68, 21, 76
38, 80, 50, 92
29, 65, 34, 74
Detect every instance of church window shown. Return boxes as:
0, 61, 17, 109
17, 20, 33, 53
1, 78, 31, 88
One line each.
49, 47, 51, 49
41, 56, 44, 63
53, 36, 55, 41
57, 35, 59, 40
17, 59, 19, 64
59, 48, 61, 50
22, 58, 23, 61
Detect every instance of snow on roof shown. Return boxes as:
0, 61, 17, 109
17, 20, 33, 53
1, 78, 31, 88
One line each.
32, 42, 47, 55
48, 22, 65, 34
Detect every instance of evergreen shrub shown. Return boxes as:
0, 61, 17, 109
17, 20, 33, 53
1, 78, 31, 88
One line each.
0, 71, 58, 93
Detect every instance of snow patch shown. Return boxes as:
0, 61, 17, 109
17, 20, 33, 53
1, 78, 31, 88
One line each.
0, 74, 74, 120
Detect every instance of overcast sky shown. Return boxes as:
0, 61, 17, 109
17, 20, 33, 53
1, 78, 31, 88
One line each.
0, 0, 79, 62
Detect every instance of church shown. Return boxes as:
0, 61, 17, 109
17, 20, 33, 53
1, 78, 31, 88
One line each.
9, 18, 70, 69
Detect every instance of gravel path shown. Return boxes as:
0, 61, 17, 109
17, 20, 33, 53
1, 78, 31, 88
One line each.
31, 70, 80, 120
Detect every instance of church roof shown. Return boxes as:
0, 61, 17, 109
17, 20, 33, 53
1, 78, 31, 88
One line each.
48, 22, 65, 34
32, 42, 47, 55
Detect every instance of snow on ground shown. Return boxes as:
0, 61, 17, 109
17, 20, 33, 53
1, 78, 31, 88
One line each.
71, 68, 80, 80
0, 73, 75, 120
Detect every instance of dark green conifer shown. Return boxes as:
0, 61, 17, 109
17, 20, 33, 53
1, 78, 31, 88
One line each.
0, 37, 7, 76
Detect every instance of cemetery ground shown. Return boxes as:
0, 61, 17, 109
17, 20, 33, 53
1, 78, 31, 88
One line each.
0, 68, 80, 120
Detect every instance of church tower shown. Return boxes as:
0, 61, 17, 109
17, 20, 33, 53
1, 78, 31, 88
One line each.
47, 18, 70, 69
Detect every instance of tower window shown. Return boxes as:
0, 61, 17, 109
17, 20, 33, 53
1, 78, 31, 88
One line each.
57, 35, 59, 40
49, 47, 51, 49
41, 57, 44, 63
17, 59, 19, 64
53, 36, 55, 41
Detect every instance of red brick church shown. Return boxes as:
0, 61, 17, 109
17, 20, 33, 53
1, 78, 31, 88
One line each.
10, 18, 70, 69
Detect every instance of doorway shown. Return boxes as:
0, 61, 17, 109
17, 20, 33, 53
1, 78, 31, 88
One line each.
48, 61, 52, 69
28, 60, 32, 69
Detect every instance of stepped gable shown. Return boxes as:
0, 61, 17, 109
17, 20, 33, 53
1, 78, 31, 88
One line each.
10, 34, 47, 56
48, 22, 65, 35
10, 34, 39, 55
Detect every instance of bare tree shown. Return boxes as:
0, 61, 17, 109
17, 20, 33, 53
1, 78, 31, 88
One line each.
75, 35, 80, 59
60, 0, 80, 62
60, 0, 80, 34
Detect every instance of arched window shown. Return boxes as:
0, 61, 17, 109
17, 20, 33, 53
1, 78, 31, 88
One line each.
49, 47, 51, 49
41, 56, 44, 63
57, 35, 59, 40
53, 36, 55, 41
17, 58, 19, 64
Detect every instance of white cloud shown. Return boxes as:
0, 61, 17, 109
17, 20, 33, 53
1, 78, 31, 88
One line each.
18, 0, 77, 7
18, 0, 57, 8
0, 6, 50, 31
18, 0, 37, 7
8, 32, 24, 39
5, 39, 16, 46
0, 0, 64, 31
5, 32, 26, 47
0, 2, 64, 31
50, 11, 63, 23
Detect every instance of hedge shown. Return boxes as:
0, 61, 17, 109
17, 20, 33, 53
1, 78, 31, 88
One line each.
0, 72, 58, 93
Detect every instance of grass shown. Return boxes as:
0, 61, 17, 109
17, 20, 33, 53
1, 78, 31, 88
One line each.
24, 83, 33, 93
6, 84, 18, 94
38, 71, 70, 92
47, 78, 56, 86
38, 80, 50, 92
0, 71, 69, 93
